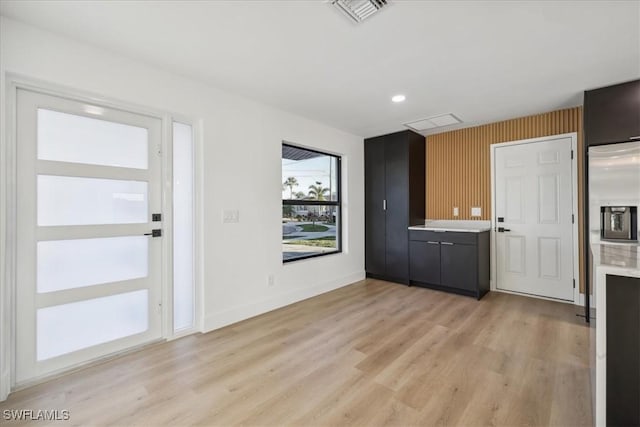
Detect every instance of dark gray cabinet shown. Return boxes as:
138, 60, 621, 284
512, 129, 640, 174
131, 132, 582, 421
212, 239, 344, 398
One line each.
409, 230, 490, 299
584, 79, 640, 147
606, 274, 640, 426
365, 137, 387, 277
441, 243, 477, 293
409, 241, 440, 285
365, 130, 425, 284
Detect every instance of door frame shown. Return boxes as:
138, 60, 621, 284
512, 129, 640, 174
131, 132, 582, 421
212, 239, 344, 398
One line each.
490, 132, 580, 305
0, 74, 204, 400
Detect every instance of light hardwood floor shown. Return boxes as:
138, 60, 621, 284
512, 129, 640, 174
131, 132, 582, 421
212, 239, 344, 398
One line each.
1, 279, 593, 426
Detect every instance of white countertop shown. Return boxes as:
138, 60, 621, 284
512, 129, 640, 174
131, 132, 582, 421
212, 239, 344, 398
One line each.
408, 220, 491, 233
591, 243, 640, 272
590, 230, 640, 247
590, 230, 640, 273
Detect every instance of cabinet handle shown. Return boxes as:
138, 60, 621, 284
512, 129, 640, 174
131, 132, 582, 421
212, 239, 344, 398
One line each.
631, 136, 640, 140
441, 242, 454, 245
383, 199, 387, 211
427, 241, 440, 245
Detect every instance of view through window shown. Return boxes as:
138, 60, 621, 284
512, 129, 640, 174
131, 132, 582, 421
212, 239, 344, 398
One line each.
282, 143, 341, 262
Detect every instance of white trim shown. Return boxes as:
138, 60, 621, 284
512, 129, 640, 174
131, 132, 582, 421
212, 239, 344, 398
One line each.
194, 119, 206, 333
0, 70, 17, 402
204, 270, 365, 332
166, 116, 202, 340
578, 291, 597, 309
161, 113, 173, 339
490, 132, 580, 305
492, 286, 578, 304
0, 74, 203, 400
5, 74, 170, 120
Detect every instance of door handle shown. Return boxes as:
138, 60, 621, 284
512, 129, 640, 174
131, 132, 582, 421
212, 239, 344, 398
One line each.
497, 227, 511, 233
441, 242, 454, 245
630, 136, 640, 140
426, 241, 440, 245
144, 229, 162, 237
383, 199, 387, 211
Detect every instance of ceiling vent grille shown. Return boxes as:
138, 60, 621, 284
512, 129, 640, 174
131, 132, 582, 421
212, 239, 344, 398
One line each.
404, 113, 463, 132
332, 0, 388, 23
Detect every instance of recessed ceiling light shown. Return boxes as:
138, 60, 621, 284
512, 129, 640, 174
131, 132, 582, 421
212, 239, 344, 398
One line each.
391, 94, 406, 103
83, 105, 105, 115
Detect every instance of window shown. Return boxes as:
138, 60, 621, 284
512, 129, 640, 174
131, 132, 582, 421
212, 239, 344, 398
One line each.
282, 143, 341, 262
173, 121, 195, 332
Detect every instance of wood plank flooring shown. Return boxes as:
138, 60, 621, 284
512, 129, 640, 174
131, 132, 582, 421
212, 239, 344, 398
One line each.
0, 279, 593, 426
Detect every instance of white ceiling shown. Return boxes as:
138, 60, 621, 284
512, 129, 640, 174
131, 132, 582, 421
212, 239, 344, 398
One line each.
1, 1, 639, 138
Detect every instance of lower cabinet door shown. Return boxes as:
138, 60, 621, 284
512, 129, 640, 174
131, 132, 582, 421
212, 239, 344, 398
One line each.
409, 241, 440, 285
440, 243, 477, 292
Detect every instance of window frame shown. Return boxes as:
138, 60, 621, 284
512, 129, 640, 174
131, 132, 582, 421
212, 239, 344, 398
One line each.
282, 143, 342, 263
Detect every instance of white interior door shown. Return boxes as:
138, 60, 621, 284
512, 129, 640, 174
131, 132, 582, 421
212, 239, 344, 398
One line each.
494, 136, 575, 301
15, 89, 163, 384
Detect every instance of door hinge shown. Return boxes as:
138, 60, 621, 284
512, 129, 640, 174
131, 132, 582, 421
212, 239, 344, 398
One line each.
572, 214, 575, 224
570, 150, 574, 159
573, 278, 576, 289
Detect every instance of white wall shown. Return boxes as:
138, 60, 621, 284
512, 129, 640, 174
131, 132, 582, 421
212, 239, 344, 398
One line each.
0, 16, 365, 339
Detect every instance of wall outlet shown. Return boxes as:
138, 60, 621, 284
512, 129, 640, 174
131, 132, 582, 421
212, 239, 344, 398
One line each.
222, 209, 239, 223
268, 274, 275, 287
453, 207, 459, 217
471, 207, 482, 217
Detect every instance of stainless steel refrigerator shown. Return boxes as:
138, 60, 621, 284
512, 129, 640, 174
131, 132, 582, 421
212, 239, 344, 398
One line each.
587, 140, 640, 309
589, 141, 640, 236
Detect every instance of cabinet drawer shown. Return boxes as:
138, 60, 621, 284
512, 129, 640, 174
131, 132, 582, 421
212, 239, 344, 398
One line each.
409, 230, 446, 242
440, 232, 477, 245
409, 230, 478, 244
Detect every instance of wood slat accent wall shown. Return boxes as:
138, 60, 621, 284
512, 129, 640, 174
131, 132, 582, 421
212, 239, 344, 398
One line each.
425, 107, 585, 292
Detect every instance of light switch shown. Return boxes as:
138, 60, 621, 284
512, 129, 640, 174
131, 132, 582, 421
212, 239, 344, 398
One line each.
223, 209, 239, 223
453, 207, 459, 217
471, 207, 482, 217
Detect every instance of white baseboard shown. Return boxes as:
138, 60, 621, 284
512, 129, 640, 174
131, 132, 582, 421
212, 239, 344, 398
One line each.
1, 369, 10, 402
578, 292, 597, 308
203, 270, 366, 333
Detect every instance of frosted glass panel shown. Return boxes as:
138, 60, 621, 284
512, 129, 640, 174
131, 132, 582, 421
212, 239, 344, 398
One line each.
37, 290, 149, 360
38, 108, 148, 169
38, 175, 148, 226
38, 236, 148, 293
173, 122, 194, 331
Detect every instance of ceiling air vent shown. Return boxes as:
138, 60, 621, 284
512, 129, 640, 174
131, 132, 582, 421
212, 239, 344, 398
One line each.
404, 113, 463, 132
332, 0, 388, 23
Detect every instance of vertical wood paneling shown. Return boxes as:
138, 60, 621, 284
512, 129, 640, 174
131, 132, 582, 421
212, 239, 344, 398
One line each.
425, 107, 586, 292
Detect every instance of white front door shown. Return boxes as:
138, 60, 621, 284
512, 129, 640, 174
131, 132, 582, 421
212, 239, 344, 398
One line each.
494, 136, 575, 301
15, 89, 164, 384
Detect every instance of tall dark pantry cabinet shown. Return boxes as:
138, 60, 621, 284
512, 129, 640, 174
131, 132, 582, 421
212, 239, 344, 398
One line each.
365, 130, 425, 284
